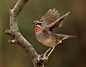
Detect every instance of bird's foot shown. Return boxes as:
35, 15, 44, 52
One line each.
36, 53, 48, 65
42, 56, 48, 61
38, 53, 48, 61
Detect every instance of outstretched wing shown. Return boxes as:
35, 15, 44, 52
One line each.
44, 11, 70, 31
40, 8, 59, 25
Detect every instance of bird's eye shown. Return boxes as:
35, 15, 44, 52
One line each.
37, 23, 41, 26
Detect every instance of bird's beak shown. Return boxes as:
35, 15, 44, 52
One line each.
32, 22, 35, 24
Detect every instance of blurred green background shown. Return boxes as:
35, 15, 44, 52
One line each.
0, 0, 86, 67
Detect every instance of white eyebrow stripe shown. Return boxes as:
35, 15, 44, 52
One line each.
37, 22, 42, 23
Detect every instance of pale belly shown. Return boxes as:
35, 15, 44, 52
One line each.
35, 30, 62, 47
36, 33, 59, 47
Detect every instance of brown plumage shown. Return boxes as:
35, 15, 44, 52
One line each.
32, 8, 76, 60
40, 8, 59, 25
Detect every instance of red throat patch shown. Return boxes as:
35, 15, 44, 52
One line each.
35, 24, 40, 32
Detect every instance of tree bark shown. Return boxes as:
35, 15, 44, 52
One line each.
5, 0, 44, 67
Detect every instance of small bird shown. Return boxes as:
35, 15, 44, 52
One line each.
32, 8, 76, 60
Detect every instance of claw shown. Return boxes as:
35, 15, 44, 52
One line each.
39, 58, 43, 60
39, 53, 47, 60
42, 56, 48, 61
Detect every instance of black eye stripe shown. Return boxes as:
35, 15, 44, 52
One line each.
36, 23, 41, 26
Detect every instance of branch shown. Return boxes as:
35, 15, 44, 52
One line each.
5, 0, 46, 67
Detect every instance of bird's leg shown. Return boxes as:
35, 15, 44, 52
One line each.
47, 47, 55, 57
39, 47, 51, 60
42, 47, 55, 60
38, 47, 55, 61
43, 47, 52, 57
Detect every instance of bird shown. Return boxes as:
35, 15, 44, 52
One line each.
32, 8, 76, 60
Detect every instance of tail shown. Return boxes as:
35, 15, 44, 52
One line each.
55, 34, 77, 40
62, 35, 77, 40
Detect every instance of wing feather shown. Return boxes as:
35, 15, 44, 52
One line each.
44, 11, 70, 31
40, 8, 59, 24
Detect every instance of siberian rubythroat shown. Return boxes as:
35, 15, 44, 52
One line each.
32, 8, 76, 59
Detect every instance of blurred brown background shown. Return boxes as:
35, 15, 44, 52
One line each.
0, 0, 86, 67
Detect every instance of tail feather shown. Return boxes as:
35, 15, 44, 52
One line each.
55, 33, 77, 40
63, 35, 77, 40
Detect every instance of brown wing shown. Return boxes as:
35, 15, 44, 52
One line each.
40, 8, 59, 25
44, 11, 70, 31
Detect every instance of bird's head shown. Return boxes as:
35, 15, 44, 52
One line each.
32, 20, 43, 32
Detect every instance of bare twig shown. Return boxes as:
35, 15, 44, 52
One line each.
5, 0, 45, 67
